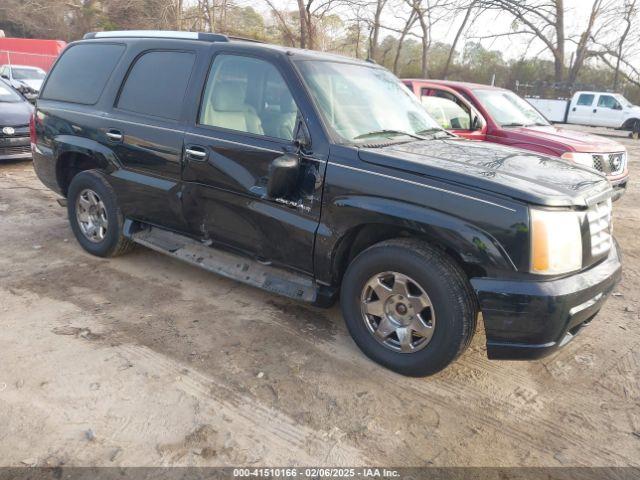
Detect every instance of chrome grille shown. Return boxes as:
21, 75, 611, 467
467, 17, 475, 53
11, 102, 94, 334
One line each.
592, 152, 626, 175
0, 145, 31, 156
587, 199, 612, 256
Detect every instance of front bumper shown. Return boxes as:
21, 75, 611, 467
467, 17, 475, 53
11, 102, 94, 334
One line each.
471, 241, 622, 360
609, 174, 628, 202
0, 135, 31, 161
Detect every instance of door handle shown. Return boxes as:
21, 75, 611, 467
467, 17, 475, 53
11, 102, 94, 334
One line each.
185, 145, 207, 161
106, 129, 123, 142
593, 109, 597, 113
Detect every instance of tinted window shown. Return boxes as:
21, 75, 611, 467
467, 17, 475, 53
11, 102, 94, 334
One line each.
577, 94, 595, 106
199, 55, 298, 140
42, 43, 125, 105
598, 95, 620, 109
117, 51, 195, 120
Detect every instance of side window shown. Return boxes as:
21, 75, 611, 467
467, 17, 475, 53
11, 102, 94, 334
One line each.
199, 55, 298, 141
421, 92, 471, 130
597, 95, 620, 109
576, 94, 595, 106
41, 43, 125, 104
117, 51, 195, 120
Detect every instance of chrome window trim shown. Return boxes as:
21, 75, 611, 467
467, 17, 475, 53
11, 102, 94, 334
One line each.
45, 106, 325, 161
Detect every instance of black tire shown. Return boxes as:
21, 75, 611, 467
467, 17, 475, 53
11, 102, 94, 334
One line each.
340, 238, 477, 377
67, 170, 134, 257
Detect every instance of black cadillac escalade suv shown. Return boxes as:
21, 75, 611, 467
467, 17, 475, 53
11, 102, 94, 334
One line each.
31, 31, 622, 376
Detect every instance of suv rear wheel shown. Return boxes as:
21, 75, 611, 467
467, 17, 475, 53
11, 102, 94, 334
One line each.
67, 170, 134, 257
341, 238, 477, 376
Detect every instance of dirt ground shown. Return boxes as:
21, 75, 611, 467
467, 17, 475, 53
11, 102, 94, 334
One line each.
0, 125, 639, 468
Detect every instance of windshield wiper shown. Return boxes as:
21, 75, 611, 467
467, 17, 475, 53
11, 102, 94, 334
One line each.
354, 129, 426, 141
501, 122, 526, 127
417, 127, 454, 138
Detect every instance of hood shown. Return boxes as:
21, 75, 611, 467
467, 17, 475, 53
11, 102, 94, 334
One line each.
359, 139, 611, 208
17, 79, 43, 91
626, 105, 640, 115
0, 99, 33, 126
511, 125, 624, 153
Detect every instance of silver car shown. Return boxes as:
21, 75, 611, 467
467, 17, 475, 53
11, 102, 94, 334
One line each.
0, 64, 46, 100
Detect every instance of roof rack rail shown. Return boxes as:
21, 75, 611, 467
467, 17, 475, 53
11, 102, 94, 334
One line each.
83, 30, 229, 42
226, 35, 264, 44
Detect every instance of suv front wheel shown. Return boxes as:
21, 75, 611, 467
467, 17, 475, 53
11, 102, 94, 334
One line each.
67, 170, 134, 257
341, 239, 477, 377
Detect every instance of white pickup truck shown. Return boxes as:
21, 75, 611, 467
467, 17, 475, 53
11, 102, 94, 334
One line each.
527, 91, 640, 135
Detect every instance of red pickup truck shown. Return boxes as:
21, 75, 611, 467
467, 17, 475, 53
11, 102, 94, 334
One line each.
403, 79, 629, 199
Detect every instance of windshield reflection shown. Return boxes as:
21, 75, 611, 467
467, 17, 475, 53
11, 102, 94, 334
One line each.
474, 89, 550, 128
296, 60, 442, 144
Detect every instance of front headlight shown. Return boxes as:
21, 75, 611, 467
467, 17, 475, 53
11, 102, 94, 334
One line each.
530, 208, 583, 275
561, 151, 594, 168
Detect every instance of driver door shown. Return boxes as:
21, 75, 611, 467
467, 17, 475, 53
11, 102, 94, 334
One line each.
421, 88, 486, 140
181, 52, 325, 275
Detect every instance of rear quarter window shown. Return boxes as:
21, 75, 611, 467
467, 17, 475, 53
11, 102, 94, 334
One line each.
116, 50, 195, 121
41, 43, 125, 105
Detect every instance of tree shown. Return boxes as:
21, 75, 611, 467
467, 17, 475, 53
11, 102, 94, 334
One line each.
590, 0, 639, 89
479, 0, 566, 82
567, 0, 613, 84
441, 0, 478, 78
368, 0, 389, 59
392, 7, 417, 73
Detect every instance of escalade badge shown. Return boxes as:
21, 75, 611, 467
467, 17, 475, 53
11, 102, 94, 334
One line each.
2, 127, 15, 135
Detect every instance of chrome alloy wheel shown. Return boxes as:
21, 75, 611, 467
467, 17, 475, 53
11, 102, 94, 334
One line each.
76, 188, 108, 243
360, 271, 436, 353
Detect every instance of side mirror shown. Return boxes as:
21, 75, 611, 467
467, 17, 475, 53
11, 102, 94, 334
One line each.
0, 74, 8, 79
615, 104, 623, 111
267, 153, 300, 199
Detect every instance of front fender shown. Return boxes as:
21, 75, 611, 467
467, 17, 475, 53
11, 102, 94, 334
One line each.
314, 194, 523, 285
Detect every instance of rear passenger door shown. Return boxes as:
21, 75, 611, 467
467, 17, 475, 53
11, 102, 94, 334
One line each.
569, 93, 596, 125
103, 48, 196, 230
181, 51, 325, 275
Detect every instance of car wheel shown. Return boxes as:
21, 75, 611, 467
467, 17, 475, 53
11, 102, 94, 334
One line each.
341, 238, 477, 377
67, 170, 134, 257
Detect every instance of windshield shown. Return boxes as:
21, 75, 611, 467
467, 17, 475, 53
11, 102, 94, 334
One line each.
296, 60, 442, 144
0, 82, 22, 102
473, 89, 550, 127
12, 67, 46, 81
